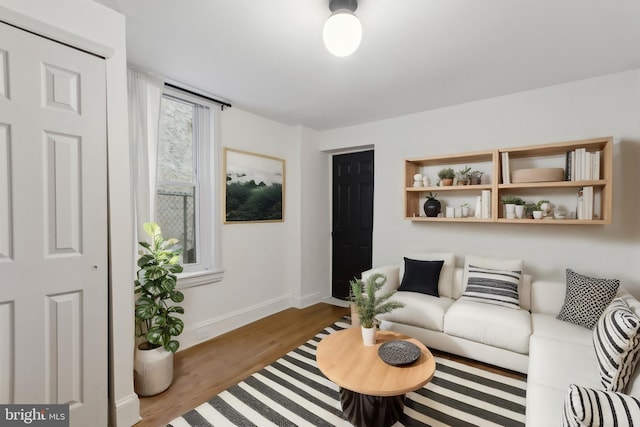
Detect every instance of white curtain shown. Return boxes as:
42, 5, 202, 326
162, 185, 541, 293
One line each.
127, 68, 164, 243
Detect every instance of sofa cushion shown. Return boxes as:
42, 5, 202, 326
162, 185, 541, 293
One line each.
526, 382, 568, 427
398, 258, 444, 297
563, 384, 640, 427
378, 292, 454, 332
532, 313, 593, 345
401, 252, 455, 298
557, 269, 619, 329
444, 299, 531, 354
460, 264, 522, 309
528, 334, 601, 393
593, 298, 640, 392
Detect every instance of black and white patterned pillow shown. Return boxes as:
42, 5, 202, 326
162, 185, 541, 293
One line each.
562, 384, 640, 427
593, 298, 640, 392
460, 264, 521, 309
556, 269, 619, 329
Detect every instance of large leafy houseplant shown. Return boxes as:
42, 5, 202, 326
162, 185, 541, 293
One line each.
349, 273, 405, 328
135, 222, 185, 353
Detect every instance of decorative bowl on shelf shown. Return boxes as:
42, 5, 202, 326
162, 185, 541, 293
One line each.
554, 210, 567, 219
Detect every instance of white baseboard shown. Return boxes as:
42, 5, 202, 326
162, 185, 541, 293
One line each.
322, 296, 350, 308
110, 392, 140, 427
178, 295, 292, 351
292, 292, 323, 308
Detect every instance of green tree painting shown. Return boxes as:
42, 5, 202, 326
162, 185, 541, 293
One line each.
224, 149, 285, 222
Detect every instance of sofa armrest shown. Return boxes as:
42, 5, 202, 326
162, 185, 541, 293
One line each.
361, 265, 400, 294
563, 384, 640, 426
531, 280, 566, 315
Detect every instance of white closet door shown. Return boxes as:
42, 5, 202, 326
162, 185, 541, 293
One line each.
0, 21, 108, 427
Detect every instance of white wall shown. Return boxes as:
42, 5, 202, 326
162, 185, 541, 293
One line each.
0, 1, 138, 426
319, 70, 640, 295
298, 126, 331, 306
178, 107, 304, 348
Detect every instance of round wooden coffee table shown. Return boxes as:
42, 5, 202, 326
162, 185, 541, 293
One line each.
316, 327, 435, 427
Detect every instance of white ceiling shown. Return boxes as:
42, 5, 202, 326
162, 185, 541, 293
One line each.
96, 0, 640, 131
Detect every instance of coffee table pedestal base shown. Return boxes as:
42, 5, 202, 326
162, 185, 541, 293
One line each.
339, 387, 405, 427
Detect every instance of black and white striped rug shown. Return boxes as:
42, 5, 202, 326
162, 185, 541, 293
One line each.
168, 320, 526, 427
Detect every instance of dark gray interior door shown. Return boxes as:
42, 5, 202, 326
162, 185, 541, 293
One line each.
331, 150, 374, 299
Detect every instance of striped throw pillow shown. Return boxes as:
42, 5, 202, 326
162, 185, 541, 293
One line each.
593, 298, 640, 392
461, 264, 521, 309
563, 384, 640, 427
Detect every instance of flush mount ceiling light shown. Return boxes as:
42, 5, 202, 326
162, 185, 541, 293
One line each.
323, 0, 362, 57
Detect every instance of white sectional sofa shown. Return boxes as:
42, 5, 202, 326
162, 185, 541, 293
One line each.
362, 253, 640, 426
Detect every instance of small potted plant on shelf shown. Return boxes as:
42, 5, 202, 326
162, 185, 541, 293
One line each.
455, 166, 472, 185
514, 197, 526, 219
438, 168, 455, 186
134, 222, 185, 396
469, 170, 484, 185
500, 194, 523, 219
461, 202, 471, 218
423, 192, 440, 217
534, 199, 551, 219
524, 202, 537, 219
349, 273, 405, 346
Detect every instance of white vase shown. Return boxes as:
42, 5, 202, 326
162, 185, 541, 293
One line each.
515, 205, 524, 219
134, 345, 174, 396
361, 326, 376, 346
505, 203, 516, 219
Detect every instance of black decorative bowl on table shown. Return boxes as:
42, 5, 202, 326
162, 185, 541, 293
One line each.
378, 340, 421, 366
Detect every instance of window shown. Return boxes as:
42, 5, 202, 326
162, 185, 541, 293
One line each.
156, 86, 222, 286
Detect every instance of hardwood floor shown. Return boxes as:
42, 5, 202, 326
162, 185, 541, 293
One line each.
134, 302, 525, 426
134, 303, 350, 427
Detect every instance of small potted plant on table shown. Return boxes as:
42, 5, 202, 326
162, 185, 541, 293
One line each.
349, 274, 405, 346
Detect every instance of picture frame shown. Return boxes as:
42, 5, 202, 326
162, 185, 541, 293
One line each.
223, 148, 285, 223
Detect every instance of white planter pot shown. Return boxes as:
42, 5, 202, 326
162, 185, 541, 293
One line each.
134, 345, 174, 396
361, 326, 376, 346
515, 205, 524, 219
505, 203, 516, 219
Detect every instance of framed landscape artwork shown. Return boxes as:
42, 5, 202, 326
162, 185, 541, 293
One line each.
224, 148, 285, 223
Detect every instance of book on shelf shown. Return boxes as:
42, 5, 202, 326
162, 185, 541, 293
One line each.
577, 186, 594, 220
481, 190, 491, 219
501, 152, 510, 184
565, 148, 601, 181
